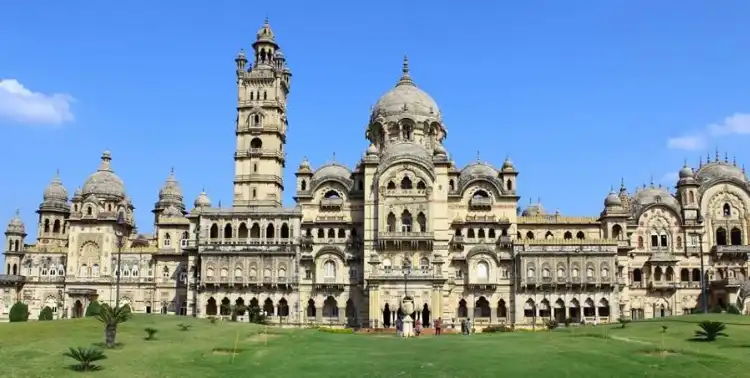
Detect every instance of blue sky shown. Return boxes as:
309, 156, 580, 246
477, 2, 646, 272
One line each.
2, 1, 750, 254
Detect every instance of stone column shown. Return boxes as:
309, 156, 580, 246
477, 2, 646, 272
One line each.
490, 307, 497, 324
315, 307, 323, 322
338, 307, 346, 325
467, 306, 474, 319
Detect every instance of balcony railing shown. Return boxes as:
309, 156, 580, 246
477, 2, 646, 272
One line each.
320, 198, 344, 208
713, 245, 750, 253
378, 231, 434, 240
369, 268, 443, 280
469, 197, 493, 208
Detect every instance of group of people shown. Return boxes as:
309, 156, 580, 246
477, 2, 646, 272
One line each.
394, 317, 446, 337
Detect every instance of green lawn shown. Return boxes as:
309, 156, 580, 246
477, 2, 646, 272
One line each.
1, 314, 749, 378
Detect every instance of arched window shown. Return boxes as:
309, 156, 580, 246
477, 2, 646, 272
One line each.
250, 138, 263, 149
417, 212, 427, 232
576, 231, 585, 240
400, 177, 413, 190
43, 219, 50, 233
281, 223, 290, 239
324, 260, 336, 278
563, 231, 572, 240
224, 224, 232, 239
164, 233, 171, 247
730, 227, 742, 246
557, 267, 565, 277
401, 210, 412, 232
52, 219, 61, 233
506, 179, 513, 191
386, 213, 396, 232
716, 227, 727, 246
637, 236, 644, 249
526, 231, 534, 239
301, 180, 307, 191
266, 223, 275, 239
449, 180, 455, 192
210, 224, 219, 239
250, 223, 260, 238
526, 267, 535, 278
723, 203, 731, 216
477, 261, 489, 280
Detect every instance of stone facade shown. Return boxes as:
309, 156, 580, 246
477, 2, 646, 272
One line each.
2, 20, 750, 326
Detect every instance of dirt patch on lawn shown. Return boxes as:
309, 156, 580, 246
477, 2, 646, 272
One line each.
212, 348, 244, 356
639, 348, 680, 358
247, 333, 279, 343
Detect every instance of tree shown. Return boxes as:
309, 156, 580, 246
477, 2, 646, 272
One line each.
39, 306, 54, 321
694, 321, 728, 342
247, 305, 267, 325
9, 302, 29, 322
94, 304, 132, 348
736, 280, 750, 314
63, 347, 107, 371
85, 301, 102, 317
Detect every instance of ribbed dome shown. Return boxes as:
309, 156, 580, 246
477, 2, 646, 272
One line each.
371, 57, 440, 122
81, 151, 126, 199
604, 191, 622, 207
522, 203, 545, 217
631, 186, 680, 212
312, 163, 352, 182
6, 210, 25, 234
679, 165, 694, 179
459, 162, 499, 184
158, 169, 183, 199
695, 161, 746, 183
43, 171, 68, 202
194, 191, 211, 208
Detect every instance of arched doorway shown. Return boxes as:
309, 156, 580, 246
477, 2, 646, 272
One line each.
457, 299, 468, 318
421, 304, 430, 327
277, 298, 289, 317
220, 297, 231, 316
323, 296, 338, 318
306, 299, 316, 318
475, 297, 491, 318
263, 298, 274, 316
383, 303, 391, 327
73, 300, 84, 318
206, 297, 217, 316
345, 299, 356, 327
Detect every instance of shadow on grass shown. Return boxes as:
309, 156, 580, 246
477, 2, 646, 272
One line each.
686, 337, 716, 343
67, 365, 103, 372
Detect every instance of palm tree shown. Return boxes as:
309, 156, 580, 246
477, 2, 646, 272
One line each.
94, 304, 132, 348
63, 347, 107, 371
694, 321, 728, 342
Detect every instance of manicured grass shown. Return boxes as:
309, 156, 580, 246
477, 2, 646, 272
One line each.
1, 314, 749, 377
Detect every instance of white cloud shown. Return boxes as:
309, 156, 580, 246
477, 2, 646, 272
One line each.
668, 112, 750, 151
0, 79, 74, 125
667, 134, 706, 151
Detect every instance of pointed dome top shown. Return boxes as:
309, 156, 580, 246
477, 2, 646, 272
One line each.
6, 209, 25, 235
81, 150, 126, 199
159, 168, 183, 199
194, 190, 211, 208
43, 170, 69, 202
370, 56, 440, 123
255, 18, 276, 43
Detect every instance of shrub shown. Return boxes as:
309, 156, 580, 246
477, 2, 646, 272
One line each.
727, 304, 741, 315
247, 305, 267, 325
9, 302, 29, 322
661, 325, 668, 333
144, 327, 158, 340
207, 316, 218, 324
544, 319, 559, 330
482, 325, 512, 333
618, 317, 631, 329
563, 317, 573, 327
177, 323, 192, 331
121, 304, 132, 314
318, 328, 354, 334
85, 301, 102, 317
39, 306, 54, 321
63, 347, 107, 371
710, 304, 724, 314
694, 321, 728, 342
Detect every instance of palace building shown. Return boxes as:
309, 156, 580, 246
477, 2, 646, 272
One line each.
2, 20, 749, 326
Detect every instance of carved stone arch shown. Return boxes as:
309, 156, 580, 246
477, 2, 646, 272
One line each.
379, 163, 435, 187
311, 177, 353, 194
316, 246, 346, 262
636, 203, 682, 225
466, 245, 500, 265
78, 241, 100, 254
316, 184, 347, 201
701, 182, 750, 219
245, 106, 267, 126
459, 178, 504, 199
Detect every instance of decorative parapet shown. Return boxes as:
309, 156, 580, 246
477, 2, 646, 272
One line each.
521, 238, 618, 246
518, 215, 600, 224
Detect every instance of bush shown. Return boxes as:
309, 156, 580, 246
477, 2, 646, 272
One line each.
482, 325, 512, 333
85, 301, 102, 317
207, 316, 218, 324
247, 305, 267, 325
710, 304, 724, 314
727, 304, 742, 315
9, 302, 29, 322
544, 319, 559, 330
144, 327, 158, 340
63, 347, 107, 371
39, 306, 54, 321
695, 321, 728, 342
618, 317, 631, 329
317, 328, 354, 334
121, 304, 132, 314
177, 323, 192, 331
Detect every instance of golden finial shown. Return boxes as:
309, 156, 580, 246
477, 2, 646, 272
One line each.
715, 147, 719, 162
402, 55, 409, 75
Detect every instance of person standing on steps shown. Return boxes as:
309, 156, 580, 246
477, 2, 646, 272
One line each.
396, 316, 403, 337
434, 317, 442, 336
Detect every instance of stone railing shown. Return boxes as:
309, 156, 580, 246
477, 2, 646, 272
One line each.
378, 231, 434, 240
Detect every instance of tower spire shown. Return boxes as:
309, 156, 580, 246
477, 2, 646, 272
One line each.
396, 55, 414, 87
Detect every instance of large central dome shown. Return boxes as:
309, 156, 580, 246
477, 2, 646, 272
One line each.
81, 151, 126, 200
371, 57, 440, 122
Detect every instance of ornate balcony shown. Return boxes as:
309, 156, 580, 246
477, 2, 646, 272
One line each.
320, 198, 344, 210
0, 274, 25, 286
469, 197, 492, 210
712, 245, 750, 254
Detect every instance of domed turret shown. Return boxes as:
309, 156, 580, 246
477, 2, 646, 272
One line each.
194, 190, 211, 209
81, 151, 126, 200
502, 156, 516, 172
6, 210, 25, 235
370, 56, 440, 122
604, 191, 622, 207
39, 171, 71, 214
298, 157, 312, 173
366, 144, 379, 156
522, 201, 545, 217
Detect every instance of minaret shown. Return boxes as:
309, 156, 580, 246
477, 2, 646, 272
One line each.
233, 18, 292, 207
37, 171, 71, 247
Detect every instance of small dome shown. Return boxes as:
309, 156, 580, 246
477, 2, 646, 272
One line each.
312, 163, 352, 183
433, 144, 447, 156
298, 157, 312, 172
678, 165, 694, 179
381, 141, 432, 165
256, 18, 275, 43
6, 210, 25, 234
43, 171, 68, 203
459, 162, 499, 184
522, 203, 545, 217
81, 151, 126, 200
72, 187, 82, 200
236, 48, 246, 60
604, 191, 622, 207
367, 144, 379, 155
274, 49, 285, 60
194, 191, 211, 208
370, 57, 440, 122
631, 186, 680, 214
502, 157, 515, 171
